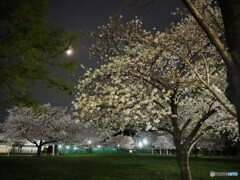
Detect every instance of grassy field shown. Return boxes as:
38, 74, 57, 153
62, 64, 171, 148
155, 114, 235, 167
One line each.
0, 154, 239, 180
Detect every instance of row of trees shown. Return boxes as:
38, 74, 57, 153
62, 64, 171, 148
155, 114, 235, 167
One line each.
3, 115, 230, 156
72, 1, 239, 180
1, 103, 236, 158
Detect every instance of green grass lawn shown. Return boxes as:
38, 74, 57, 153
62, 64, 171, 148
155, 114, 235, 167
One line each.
0, 154, 239, 180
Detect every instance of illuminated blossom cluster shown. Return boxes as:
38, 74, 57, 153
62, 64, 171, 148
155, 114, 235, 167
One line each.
195, 132, 226, 151
73, 14, 237, 140
78, 137, 103, 148
105, 135, 135, 149
154, 135, 175, 150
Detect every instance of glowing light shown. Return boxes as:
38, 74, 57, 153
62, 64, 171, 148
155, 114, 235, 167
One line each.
74, 147, 77, 150
66, 146, 70, 149
58, 145, 62, 148
138, 142, 143, 148
66, 49, 73, 55
97, 145, 101, 148
88, 140, 92, 144
143, 138, 148, 145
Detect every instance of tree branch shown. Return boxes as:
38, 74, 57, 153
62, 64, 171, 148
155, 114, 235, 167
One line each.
181, 118, 192, 134
156, 127, 173, 135
182, 0, 233, 68
183, 109, 217, 148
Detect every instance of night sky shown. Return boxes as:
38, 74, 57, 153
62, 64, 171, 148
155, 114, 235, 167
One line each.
39, 0, 184, 109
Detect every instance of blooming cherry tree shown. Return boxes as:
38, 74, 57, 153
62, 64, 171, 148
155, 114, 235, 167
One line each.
73, 13, 237, 180
105, 135, 135, 150
154, 135, 175, 154
3, 104, 79, 157
196, 134, 225, 151
78, 137, 103, 153
79, 137, 103, 149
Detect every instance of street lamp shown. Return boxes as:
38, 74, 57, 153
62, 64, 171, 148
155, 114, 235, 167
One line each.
58, 145, 63, 155
88, 140, 92, 153
143, 138, 148, 145
138, 142, 143, 148
138, 138, 149, 153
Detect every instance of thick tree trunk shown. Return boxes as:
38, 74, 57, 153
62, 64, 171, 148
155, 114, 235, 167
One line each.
218, 0, 240, 136
37, 146, 42, 157
226, 66, 240, 134
218, 0, 240, 53
237, 141, 240, 157
176, 149, 192, 180
170, 99, 192, 180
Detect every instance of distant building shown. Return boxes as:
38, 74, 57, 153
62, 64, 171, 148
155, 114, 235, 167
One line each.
0, 133, 7, 153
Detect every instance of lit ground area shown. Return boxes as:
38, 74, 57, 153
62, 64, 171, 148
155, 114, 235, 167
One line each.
0, 154, 239, 179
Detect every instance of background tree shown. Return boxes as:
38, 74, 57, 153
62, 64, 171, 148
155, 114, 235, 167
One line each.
79, 137, 103, 153
73, 16, 238, 180
65, 130, 83, 146
105, 135, 135, 150
3, 104, 79, 157
79, 137, 103, 148
154, 134, 175, 155
133, 131, 157, 153
10, 139, 27, 154
0, 0, 79, 108
194, 133, 225, 157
